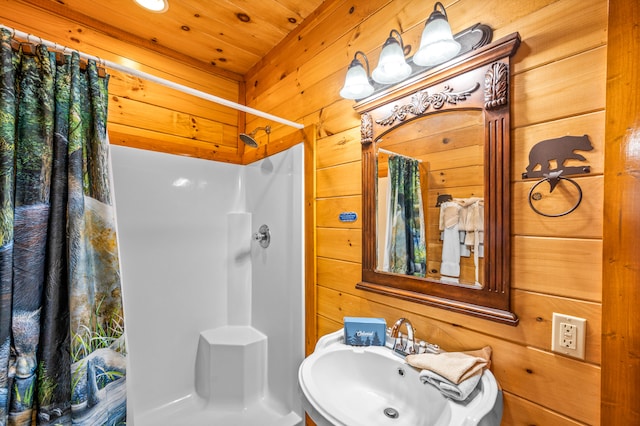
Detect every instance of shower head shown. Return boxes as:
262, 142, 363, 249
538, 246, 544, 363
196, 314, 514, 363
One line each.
239, 125, 271, 148
239, 133, 259, 148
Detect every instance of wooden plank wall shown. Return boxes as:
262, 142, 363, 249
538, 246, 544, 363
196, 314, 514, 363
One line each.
601, 0, 640, 423
1, 0, 244, 163
245, 0, 607, 424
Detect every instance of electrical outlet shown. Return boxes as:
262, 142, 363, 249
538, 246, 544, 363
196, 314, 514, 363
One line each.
560, 322, 577, 349
551, 313, 586, 359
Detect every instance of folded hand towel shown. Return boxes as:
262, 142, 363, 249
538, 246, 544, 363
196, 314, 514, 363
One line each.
405, 346, 492, 384
419, 369, 482, 402
439, 201, 461, 230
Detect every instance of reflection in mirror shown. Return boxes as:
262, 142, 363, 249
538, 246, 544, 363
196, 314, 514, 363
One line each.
375, 111, 485, 287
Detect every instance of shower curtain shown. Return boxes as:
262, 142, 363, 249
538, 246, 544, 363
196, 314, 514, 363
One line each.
0, 30, 126, 425
384, 155, 426, 276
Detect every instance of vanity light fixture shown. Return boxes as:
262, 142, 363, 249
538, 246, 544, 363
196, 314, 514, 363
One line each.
372, 30, 412, 84
338, 2, 478, 100
134, 0, 169, 13
339, 51, 375, 100
412, 2, 461, 67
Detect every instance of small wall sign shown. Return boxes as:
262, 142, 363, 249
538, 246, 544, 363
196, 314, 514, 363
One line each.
339, 212, 358, 223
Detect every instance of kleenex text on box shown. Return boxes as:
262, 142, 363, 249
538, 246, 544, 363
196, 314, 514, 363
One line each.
343, 317, 386, 346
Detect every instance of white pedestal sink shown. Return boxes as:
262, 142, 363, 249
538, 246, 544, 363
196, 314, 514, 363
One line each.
298, 330, 502, 426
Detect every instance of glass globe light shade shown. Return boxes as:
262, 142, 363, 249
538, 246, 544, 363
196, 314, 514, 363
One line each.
339, 58, 375, 99
372, 37, 412, 84
412, 10, 461, 66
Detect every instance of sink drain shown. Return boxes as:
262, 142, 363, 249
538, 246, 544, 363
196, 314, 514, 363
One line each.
383, 407, 399, 419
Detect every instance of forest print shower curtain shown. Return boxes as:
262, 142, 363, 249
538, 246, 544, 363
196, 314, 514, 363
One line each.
0, 30, 126, 425
384, 155, 426, 277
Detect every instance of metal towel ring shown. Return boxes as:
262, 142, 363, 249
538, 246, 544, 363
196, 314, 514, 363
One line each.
527, 174, 583, 217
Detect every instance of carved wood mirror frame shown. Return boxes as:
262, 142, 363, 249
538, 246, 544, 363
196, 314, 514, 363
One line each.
354, 33, 521, 325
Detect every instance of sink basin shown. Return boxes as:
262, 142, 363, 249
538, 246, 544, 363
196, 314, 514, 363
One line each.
298, 330, 502, 426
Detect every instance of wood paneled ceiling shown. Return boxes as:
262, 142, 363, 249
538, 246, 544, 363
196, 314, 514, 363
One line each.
28, 0, 326, 79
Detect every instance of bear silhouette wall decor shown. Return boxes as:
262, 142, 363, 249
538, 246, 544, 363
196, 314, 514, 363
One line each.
522, 134, 593, 179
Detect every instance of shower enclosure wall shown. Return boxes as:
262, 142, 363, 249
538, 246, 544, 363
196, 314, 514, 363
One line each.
110, 144, 304, 425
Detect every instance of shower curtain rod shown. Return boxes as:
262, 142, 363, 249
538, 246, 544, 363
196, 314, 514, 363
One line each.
0, 24, 305, 130
378, 147, 423, 162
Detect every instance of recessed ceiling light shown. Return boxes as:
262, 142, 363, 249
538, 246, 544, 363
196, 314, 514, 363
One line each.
134, 0, 168, 13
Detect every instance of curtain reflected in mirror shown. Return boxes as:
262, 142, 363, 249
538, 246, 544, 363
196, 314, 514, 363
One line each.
378, 154, 427, 276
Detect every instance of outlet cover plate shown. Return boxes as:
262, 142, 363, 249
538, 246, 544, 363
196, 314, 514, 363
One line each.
551, 313, 586, 359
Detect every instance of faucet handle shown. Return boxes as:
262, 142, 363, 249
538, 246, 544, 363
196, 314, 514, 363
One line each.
253, 224, 270, 248
416, 339, 440, 354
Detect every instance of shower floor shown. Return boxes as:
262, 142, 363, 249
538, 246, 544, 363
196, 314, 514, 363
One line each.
135, 394, 302, 426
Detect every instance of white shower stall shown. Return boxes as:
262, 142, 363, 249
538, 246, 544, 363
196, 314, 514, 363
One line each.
110, 144, 305, 425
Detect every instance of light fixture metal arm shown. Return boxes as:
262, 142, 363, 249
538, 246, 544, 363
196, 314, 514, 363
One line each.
431, 2, 449, 22
354, 50, 373, 83
389, 29, 406, 53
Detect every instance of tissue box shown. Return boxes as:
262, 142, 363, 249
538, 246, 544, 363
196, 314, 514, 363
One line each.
343, 317, 386, 346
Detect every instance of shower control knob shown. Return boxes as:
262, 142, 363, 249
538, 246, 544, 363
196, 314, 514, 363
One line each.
253, 224, 271, 248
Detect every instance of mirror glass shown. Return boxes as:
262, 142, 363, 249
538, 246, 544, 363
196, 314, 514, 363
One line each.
375, 110, 485, 287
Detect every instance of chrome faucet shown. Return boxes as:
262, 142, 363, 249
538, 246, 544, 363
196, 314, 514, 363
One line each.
389, 318, 417, 355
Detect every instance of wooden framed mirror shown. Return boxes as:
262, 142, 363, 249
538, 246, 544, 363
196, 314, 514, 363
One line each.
355, 33, 520, 325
